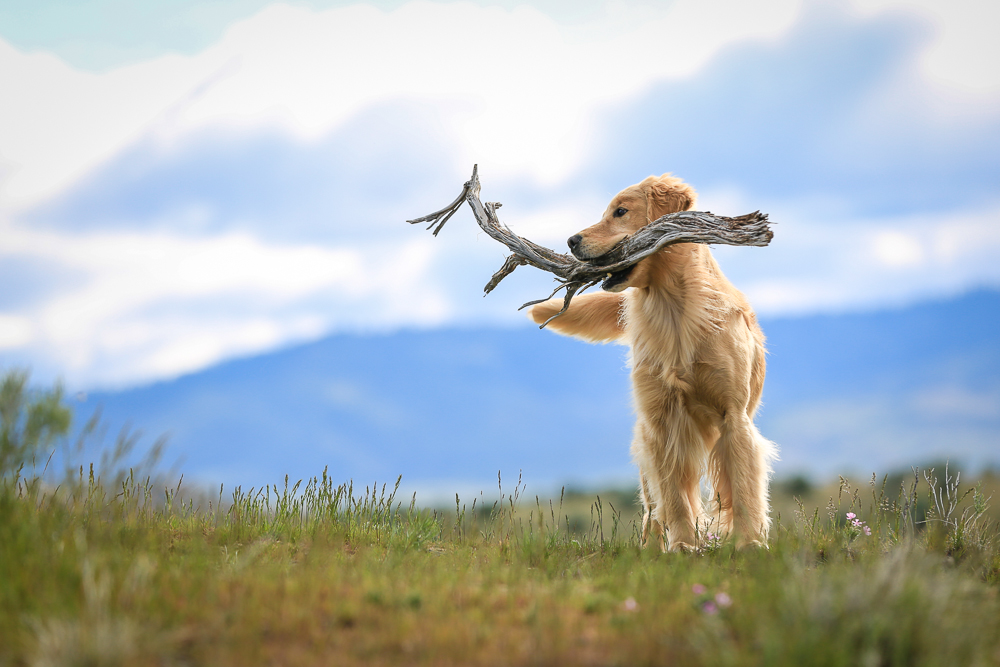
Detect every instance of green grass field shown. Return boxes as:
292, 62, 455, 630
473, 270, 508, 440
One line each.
3, 372, 1000, 666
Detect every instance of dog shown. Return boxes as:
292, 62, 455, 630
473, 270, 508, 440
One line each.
528, 174, 776, 551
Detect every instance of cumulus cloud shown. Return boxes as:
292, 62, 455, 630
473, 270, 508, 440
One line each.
0, 222, 454, 385
703, 178, 1000, 315
1, 0, 998, 387
0, 0, 801, 212
850, 0, 1000, 93
589, 3, 1000, 216
0, 314, 32, 350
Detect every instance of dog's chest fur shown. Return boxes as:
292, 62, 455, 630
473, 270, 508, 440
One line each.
623, 245, 729, 392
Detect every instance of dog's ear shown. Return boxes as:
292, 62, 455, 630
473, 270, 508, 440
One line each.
645, 174, 697, 220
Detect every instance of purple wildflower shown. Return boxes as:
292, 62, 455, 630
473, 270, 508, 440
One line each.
702, 601, 718, 615
692, 584, 707, 595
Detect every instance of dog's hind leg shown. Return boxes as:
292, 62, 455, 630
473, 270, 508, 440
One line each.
709, 414, 776, 548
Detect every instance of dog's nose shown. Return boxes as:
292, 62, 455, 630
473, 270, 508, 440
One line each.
567, 234, 583, 251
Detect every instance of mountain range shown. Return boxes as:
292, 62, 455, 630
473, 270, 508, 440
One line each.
72, 289, 1000, 500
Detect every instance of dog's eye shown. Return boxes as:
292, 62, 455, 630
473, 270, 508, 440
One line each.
614, 207, 627, 217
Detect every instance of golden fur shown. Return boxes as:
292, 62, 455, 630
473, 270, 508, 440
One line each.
529, 174, 776, 551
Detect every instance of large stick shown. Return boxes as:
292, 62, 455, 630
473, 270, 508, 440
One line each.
408, 165, 773, 328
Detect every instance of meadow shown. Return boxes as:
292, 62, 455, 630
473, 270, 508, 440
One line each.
2, 372, 999, 666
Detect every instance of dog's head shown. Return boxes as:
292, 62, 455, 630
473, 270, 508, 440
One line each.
567, 174, 697, 292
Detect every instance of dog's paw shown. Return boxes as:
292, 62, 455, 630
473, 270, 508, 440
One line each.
735, 538, 768, 550
526, 300, 560, 326
667, 540, 697, 553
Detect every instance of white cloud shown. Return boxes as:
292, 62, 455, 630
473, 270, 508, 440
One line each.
122, 316, 325, 381
850, 0, 1000, 94
912, 386, 1000, 419
5, 163, 998, 387
872, 230, 924, 268
10, 194, 997, 387
503, 198, 609, 246
0, 0, 802, 211
713, 199, 1000, 316
2, 0, 999, 387
0, 314, 32, 350
0, 40, 224, 211
0, 220, 452, 386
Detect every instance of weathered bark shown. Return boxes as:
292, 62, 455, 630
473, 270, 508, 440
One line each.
408, 165, 773, 327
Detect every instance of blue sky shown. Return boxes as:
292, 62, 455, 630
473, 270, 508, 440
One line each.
1, 0, 998, 388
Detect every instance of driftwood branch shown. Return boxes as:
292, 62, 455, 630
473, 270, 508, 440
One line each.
408, 165, 773, 328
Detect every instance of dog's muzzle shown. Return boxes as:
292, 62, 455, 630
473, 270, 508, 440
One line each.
569, 238, 634, 292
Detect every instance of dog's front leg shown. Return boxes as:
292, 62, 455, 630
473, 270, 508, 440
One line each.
631, 405, 703, 552
638, 471, 665, 550
527, 291, 626, 343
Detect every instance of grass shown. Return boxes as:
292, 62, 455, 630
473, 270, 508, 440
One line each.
2, 466, 999, 666
2, 372, 1000, 666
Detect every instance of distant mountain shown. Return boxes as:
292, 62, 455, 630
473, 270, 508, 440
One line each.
74, 290, 1000, 499
760, 289, 1000, 479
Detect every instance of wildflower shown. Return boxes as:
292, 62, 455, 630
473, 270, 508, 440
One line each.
714, 592, 732, 608
691, 584, 706, 595
702, 601, 718, 615
701, 531, 723, 553
845, 511, 870, 539
623, 597, 639, 612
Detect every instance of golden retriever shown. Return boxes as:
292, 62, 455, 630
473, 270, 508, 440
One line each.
528, 174, 776, 551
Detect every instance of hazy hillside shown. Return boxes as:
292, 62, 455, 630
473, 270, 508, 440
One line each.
761, 289, 1000, 477
77, 328, 638, 497
73, 290, 1000, 498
